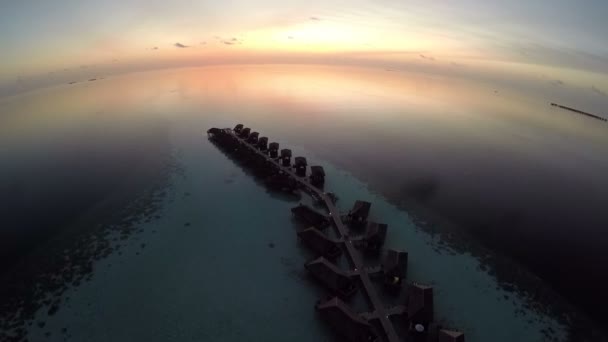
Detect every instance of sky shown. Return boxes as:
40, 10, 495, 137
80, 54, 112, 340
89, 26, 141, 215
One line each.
1, 0, 607, 99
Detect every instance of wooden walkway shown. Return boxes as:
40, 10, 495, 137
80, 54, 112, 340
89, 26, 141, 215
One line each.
228, 130, 402, 342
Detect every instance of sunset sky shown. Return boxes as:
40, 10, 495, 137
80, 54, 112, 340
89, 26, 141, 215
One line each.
1, 0, 607, 98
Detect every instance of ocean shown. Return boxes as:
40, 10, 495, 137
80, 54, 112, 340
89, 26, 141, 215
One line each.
1, 65, 606, 341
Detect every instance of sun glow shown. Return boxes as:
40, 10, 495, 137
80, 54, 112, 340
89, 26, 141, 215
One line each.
242, 21, 374, 53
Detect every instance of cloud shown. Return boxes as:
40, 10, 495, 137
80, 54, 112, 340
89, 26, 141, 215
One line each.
200, 41, 206, 45
223, 38, 243, 45
591, 86, 607, 97
450, 62, 465, 67
288, 36, 294, 40
419, 54, 435, 61
174, 43, 189, 48
309, 16, 320, 21
550, 79, 564, 86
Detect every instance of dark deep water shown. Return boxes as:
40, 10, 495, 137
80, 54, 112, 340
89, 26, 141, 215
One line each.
0, 120, 172, 270
0, 65, 607, 340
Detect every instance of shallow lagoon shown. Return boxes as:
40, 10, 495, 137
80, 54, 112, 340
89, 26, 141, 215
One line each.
23, 129, 565, 342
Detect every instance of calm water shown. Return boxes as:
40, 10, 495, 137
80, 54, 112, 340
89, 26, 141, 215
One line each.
0, 65, 607, 341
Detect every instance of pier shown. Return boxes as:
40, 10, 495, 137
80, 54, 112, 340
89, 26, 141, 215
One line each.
208, 125, 465, 342
550, 102, 607, 122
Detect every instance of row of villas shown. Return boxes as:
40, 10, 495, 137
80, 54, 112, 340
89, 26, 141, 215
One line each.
232, 124, 326, 186
208, 124, 465, 342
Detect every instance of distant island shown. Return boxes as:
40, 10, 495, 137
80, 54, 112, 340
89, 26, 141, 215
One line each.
550, 103, 607, 122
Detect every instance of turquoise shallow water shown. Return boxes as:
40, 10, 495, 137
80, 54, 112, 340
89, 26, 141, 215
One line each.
23, 125, 333, 341
3, 64, 605, 341
22, 121, 564, 342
